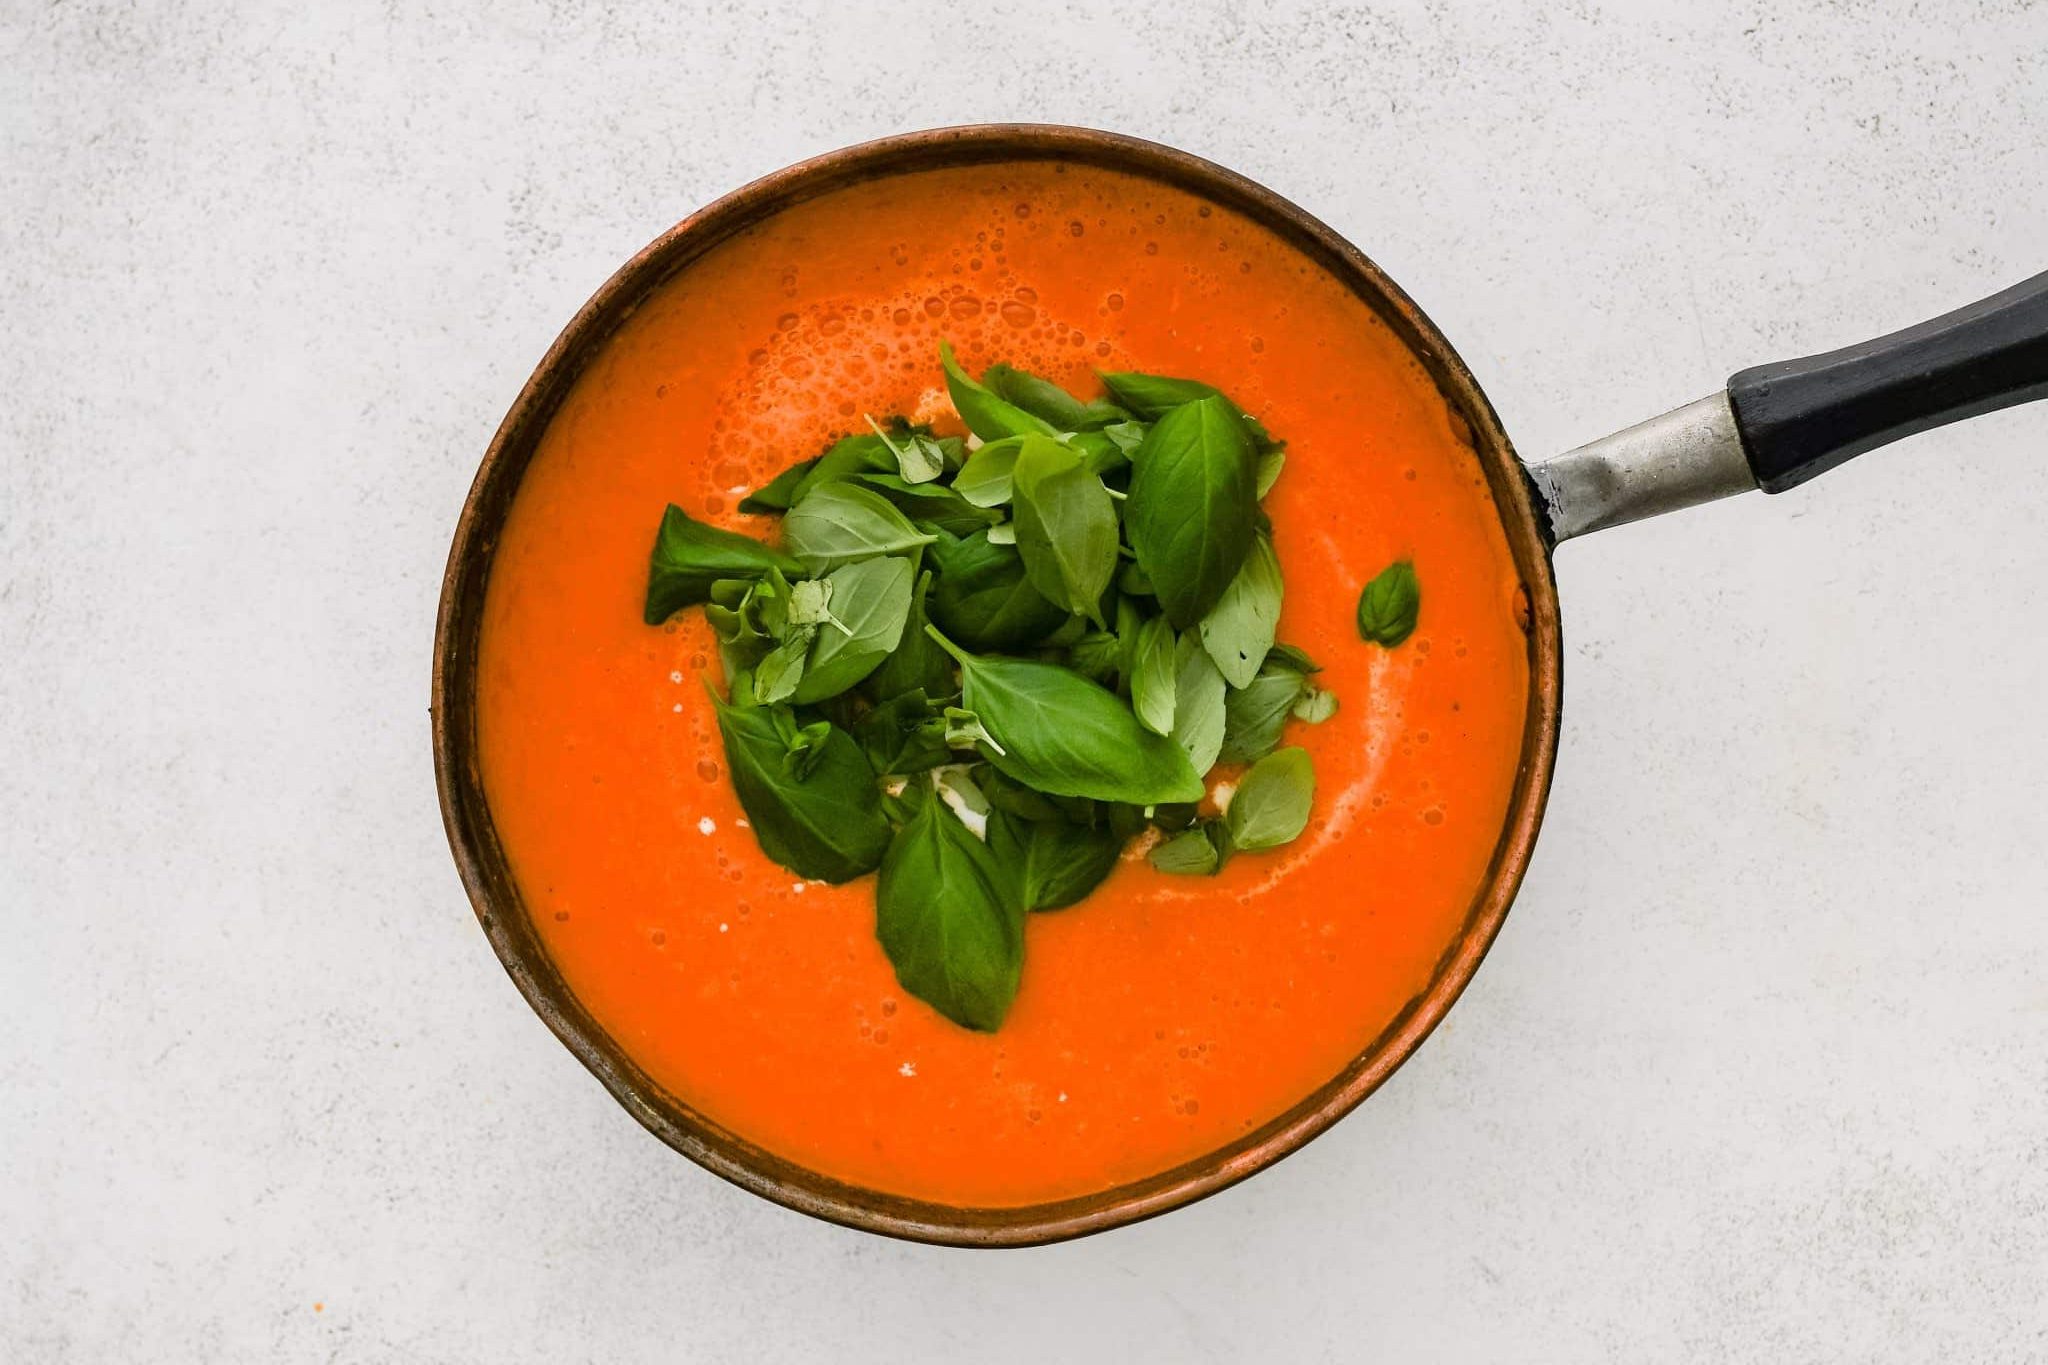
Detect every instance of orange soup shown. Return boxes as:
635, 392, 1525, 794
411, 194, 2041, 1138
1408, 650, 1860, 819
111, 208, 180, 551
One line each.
476, 160, 1530, 1207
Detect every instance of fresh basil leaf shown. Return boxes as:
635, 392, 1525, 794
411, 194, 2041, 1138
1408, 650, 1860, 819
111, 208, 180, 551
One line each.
1356, 560, 1420, 647
1267, 643, 1320, 674
928, 627, 1205, 805
1065, 628, 1124, 686
1170, 630, 1227, 775
711, 693, 890, 883
952, 437, 1024, 508
790, 432, 898, 502
1256, 450, 1285, 499
1148, 825, 1220, 876
751, 627, 815, 704
866, 414, 948, 484
848, 472, 1002, 537
940, 341, 1058, 442
783, 482, 937, 573
1292, 686, 1337, 723
861, 569, 955, 703
987, 809, 1125, 912
644, 504, 806, 625
986, 521, 1017, 546
737, 457, 818, 515
1197, 531, 1282, 689
1226, 746, 1314, 851
1041, 613, 1090, 649
1219, 647, 1313, 764
876, 793, 1022, 1031
924, 527, 1067, 652
1010, 434, 1117, 627
1097, 371, 1282, 451
977, 767, 1093, 824
982, 363, 1129, 432
1129, 615, 1177, 737
790, 556, 913, 704
854, 689, 952, 776
1124, 396, 1259, 628
770, 708, 833, 780
1100, 420, 1149, 456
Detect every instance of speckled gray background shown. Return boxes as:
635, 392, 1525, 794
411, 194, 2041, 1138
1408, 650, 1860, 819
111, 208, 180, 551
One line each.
6, 1, 2047, 1359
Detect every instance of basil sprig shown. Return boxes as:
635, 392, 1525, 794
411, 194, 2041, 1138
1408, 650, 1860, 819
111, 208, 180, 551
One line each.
641, 340, 1360, 1031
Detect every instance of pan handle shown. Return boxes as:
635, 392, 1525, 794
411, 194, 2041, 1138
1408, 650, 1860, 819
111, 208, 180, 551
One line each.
1528, 269, 2048, 543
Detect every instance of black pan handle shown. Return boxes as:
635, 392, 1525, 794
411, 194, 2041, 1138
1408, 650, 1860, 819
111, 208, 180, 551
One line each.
1727, 270, 2048, 492
1530, 270, 2048, 543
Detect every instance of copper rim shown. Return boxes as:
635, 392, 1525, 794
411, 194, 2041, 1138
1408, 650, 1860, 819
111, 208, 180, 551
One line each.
431, 124, 1564, 1247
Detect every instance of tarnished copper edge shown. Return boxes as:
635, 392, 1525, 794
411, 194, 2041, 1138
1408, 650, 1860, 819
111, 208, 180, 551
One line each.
431, 123, 1565, 1248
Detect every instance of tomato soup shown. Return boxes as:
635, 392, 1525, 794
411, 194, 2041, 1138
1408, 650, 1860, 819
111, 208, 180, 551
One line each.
475, 161, 1530, 1207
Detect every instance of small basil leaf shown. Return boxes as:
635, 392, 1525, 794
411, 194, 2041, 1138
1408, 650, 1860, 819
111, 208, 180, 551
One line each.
986, 521, 1017, 546
952, 437, 1024, 508
1218, 647, 1314, 764
924, 527, 1068, 652
866, 414, 948, 484
1197, 531, 1283, 689
1064, 430, 1130, 477
1148, 826, 1219, 876
1129, 615, 1177, 736
983, 363, 1130, 431
644, 504, 806, 625
1010, 434, 1118, 627
861, 569, 956, 703
1169, 630, 1228, 775
711, 693, 890, 883
1256, 450, 1285, 499
940, 341, 1058, 442
848, 472, 1002, 537
854, 689, 952, 776
790, 432, 898, 502
942, 707, 1004, 755
1292, 687, 1338, 724
987, 809, 1126, 912
1100, 420, 1149, 456
1097, 370, 1282, 450
876, 795, 1022, 1031
1225, 746, 1314, 851
790, 556, 914, 704
783, 482, 937, 573
1124, 396, 1260, 628
751, 627, 814, 704
1118, 558, 1155, 599
1356, 560, 1421, 647
770, 708, 833, 780
737, 457, 818, 514
928, 627, 1206, 805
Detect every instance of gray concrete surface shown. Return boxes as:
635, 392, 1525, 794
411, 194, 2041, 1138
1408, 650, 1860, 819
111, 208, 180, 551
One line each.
6, 1, 2047, 1359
